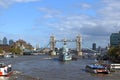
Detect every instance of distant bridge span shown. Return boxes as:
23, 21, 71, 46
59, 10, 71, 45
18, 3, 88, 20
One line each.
50, 35, 82, 56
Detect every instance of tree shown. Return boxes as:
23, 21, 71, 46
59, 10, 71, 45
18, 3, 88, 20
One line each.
9, 47, 22, 55
108, 46, 120, 62
0, 48, 3, 54
15, 47, 22, 55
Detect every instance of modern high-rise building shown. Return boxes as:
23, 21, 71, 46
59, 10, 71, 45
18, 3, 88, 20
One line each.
92, 43, 96, 51
9, 39, 14, 46
110, 31, 120, 47
3, 37, 7, 45
0, 39, 3, 44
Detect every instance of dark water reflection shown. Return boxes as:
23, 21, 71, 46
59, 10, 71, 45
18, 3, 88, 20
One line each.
0, 55, 120, 80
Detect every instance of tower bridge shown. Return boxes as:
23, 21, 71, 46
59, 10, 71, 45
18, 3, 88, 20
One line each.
50, 35, 82, 56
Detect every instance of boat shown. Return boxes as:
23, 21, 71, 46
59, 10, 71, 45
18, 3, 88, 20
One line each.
4, 53, 14, 58
59, 52, 72, 61
59, 43, 72, 61
4, 54, 12, 58
85, 63, 110, 74
4, 53, 17, 58
0, 63, 13, 76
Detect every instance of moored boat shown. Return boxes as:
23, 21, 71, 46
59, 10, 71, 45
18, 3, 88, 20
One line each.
59, 52, 72, 61
85, 63, 110, 74
0, 63, 13, 76
59, 43, 72, 61
4, 53, 15, 58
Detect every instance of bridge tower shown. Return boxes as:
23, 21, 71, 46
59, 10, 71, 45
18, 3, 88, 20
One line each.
76, 35, 82, 56
50, 35, 56, 55
50, 35, 82, 56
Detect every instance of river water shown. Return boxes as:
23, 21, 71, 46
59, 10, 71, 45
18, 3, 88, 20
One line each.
0, 55, 120, 80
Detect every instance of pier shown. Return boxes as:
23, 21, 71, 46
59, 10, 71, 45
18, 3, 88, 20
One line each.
110, 64, 120, 71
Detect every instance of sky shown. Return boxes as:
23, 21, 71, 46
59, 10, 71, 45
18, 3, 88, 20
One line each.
0, 0, 120, 48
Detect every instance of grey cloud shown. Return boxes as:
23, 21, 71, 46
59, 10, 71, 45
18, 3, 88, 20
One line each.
80, 25, 110, 36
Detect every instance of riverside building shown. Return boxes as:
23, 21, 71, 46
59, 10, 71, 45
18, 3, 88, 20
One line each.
110, 31, 120, 47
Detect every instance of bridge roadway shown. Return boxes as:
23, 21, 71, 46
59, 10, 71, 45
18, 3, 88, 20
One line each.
0, 55, 120, 80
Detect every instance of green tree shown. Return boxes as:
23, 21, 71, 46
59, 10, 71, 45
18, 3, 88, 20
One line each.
15, 47, 22, 55
9, 47, 22, 55
0, 48, 3, 54
108, 46, 120, 62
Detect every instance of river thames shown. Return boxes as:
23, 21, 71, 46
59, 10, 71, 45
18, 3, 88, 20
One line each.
0, 55, 120, 80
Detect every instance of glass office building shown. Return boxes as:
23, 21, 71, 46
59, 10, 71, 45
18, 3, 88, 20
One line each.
110, 31, 120, 47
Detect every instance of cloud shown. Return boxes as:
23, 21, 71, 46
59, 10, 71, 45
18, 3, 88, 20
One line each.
0, 0, 12, 8
75, 2, 92, 10
37, 0, 120, 47
97, 0, 120, 32
64, 1, 119, 34
0, 0, 40, 8
38, 7, 61, 19
1, 0, 119, 47
13, 0, 40, 3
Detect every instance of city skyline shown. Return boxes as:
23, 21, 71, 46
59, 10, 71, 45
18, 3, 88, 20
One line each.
0, 0, 120, 48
